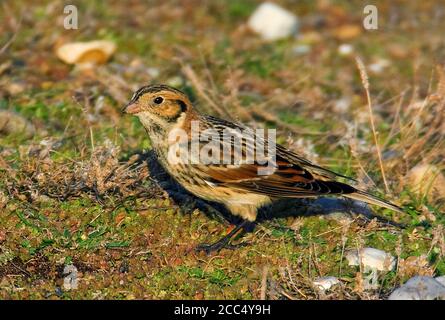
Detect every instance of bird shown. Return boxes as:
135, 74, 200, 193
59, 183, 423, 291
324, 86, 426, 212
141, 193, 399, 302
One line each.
123, 84, 404, 253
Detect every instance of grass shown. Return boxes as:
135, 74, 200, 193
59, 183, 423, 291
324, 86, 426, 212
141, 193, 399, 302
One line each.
0, 0, 444, 299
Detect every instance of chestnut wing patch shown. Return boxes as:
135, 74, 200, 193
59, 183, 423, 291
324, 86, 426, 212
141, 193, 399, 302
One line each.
200, 155, 356, 198
201, 114, 356, 198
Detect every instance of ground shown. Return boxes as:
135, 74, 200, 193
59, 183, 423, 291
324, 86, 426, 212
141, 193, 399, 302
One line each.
0, 0, 444, 299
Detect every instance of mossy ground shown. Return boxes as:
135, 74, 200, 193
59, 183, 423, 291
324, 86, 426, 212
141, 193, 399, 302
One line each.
0, 1, 444, 299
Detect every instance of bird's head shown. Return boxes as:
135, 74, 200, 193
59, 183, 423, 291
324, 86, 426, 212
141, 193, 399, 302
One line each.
123, 84, 192, 133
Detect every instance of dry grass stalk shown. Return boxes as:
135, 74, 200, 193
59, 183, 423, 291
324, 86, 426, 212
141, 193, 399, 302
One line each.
260, 265, 269, 300
182, 64, 232, 119
5, 140, 154, 205
0, 4, 22, 56
355, 56, 390, 193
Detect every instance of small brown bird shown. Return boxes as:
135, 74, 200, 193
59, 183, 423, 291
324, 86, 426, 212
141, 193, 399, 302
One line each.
123, 84, 403, 252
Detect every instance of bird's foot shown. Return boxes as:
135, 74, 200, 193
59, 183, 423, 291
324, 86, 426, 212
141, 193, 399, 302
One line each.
195, 240, 247, 254
195, 221, 250, 254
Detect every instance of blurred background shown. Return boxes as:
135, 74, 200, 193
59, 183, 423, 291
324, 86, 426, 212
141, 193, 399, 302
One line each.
0, 1, 444, 300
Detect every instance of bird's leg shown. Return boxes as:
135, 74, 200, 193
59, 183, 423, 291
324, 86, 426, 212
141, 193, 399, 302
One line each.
195, 220, 250, 254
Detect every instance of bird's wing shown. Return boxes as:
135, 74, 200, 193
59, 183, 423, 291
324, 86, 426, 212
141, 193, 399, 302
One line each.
202, 114, 354, 181
197, 116, 357, 198
275, 144, 356, 182
201, 153, 356, 198
198, 115, 403, 213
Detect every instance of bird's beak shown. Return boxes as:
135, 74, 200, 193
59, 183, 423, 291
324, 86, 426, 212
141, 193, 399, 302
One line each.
122, 102, 142, 114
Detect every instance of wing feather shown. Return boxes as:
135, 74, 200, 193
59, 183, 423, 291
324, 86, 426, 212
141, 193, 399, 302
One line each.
198, 115, 357, 198
197, 115, 403, 213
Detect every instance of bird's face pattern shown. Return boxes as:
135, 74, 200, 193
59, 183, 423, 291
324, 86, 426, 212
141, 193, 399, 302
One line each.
123, 85, 191, 142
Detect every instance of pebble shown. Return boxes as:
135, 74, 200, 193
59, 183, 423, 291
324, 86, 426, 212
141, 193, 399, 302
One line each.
313, 276, 340, 291
333, 97, 351, 113
5, 82, 26, 95
63, 264, 79, 290
248, 2, 299, 41
347, 247, 396, 290
292, 44, 311, 56
147, 67, 160, 78
388, 276, 445, 300
435, 276, 445, 286
167, 76, 184, 88
346, 247, 396, 271
368, 59, 391, 74
337, 44, 354, 56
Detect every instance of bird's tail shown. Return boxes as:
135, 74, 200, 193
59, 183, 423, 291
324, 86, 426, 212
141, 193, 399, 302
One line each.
344, 190, 404, 214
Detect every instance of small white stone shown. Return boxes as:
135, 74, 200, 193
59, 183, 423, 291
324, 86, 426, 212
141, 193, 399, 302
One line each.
338, 44, 354, 56
435, 276, 445, 287
333, 97, 351, 113
313, 276, 340, 291
86, 113, 97, 123
147, 67, 160, 78
63, 264, 79, 290
368, 59, 391, 74
346, 247, 396, 271
388, 276, 445, 300
167, 76, 184, 88
292, 44, 311, 55
248, 2, 299, 41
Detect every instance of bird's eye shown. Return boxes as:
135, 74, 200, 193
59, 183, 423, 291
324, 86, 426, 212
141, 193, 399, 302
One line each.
153, 97, 164, 104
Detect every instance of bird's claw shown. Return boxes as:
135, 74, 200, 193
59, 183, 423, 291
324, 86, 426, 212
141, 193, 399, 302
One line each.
195, 241, 247, 254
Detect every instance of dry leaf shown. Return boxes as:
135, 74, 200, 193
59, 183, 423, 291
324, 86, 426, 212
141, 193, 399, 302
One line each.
332, 24, 362, 40
56, 40, 116, 66
398, 255, 434, 278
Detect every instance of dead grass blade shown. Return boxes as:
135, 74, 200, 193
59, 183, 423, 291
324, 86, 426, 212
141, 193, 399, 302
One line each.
182, 64, 233, 119
355, 56, 390, 193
